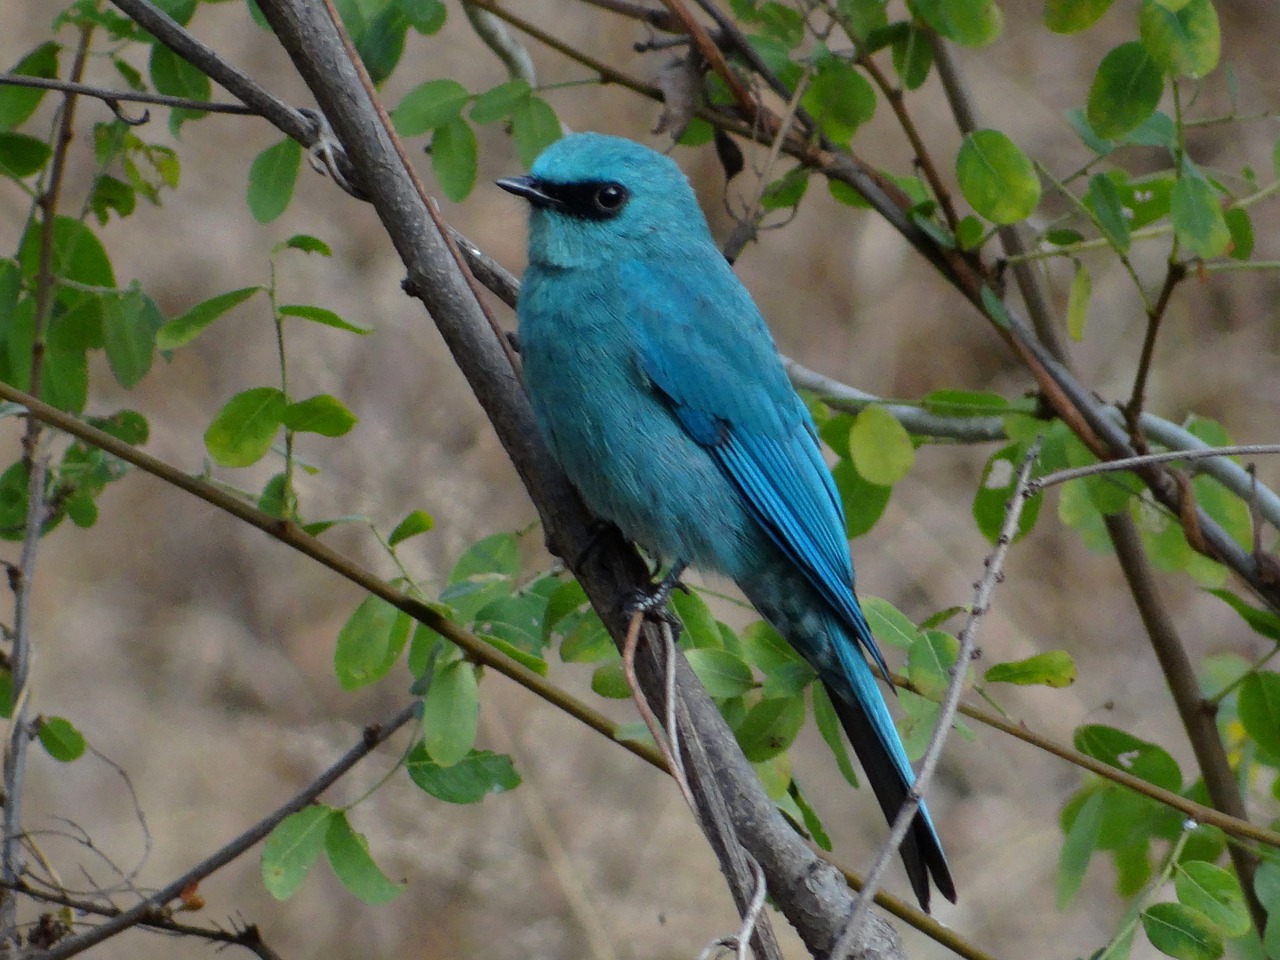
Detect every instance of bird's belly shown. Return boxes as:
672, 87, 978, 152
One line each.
531, 367, 760, 576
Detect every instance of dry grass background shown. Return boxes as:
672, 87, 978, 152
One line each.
2, 1, 1279, 958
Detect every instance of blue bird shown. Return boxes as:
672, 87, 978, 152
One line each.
498, 133, 955, 911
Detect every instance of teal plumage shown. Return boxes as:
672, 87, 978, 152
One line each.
499, 133, 955, 911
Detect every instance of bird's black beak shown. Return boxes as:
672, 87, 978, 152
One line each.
496, 175, 562, 210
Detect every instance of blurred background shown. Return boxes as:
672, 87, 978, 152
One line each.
2, 1, 1279, 957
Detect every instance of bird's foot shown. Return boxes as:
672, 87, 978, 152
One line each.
619, 561, 687, 627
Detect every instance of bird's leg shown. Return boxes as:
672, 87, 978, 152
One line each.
571, 517, 623, 571
620, 559, 687, 627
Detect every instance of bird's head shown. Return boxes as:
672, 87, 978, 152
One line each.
497, 132, 714, 268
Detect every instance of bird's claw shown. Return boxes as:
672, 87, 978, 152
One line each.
619, 562, 688, 626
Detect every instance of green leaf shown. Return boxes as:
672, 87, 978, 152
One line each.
407, 0, 447, 35
18, 215, 114, 287
334, 595, 411, 689
103, 287, 163, 388
511, 97, 563, 169
1084, 173, 1131, 251
735, 694, 806, 762
469, 79, 532, 124
0, 133, 52, 178
908, 629, 958, 700
247, 138, 302, 223
1074, 724, 1183, 790
281, 394, 358, 437
1171, 175, 1230, 259
37, 715, 86, 761
849, 405, 915, 485
812, 684, 859, 787
910, 0, 1002, 45
973, 443, 1043, 543
148, 44, 210, 132
1140, 0, 1220, 78
984, 650, 1077, 687
590, 661, 631, 699
739, 620, 807, 673
760, 167, 810, 212
392, 78, 470, 136
277, 303, 372, 334
786, 780, 832, 851
357, 4, 410, 83
1223, 207, 1253, 260
1067, 260, 1091, 341
890, 24, 933, 90
422, 659, 479, 767
1045, 0, 1116, 33
156, 286, 260, 350
1174, 861, 1251, 937
671, 588, 722, 650
1237, 672, 1280, 758
801, 57, 876, 143
1117, 174, 1174, 228
1088, 42, 1164, 139
863, 595, 920, 649
684, 648, 756, 698
831, 459, 892, 538
262, 806, 334, 900
431, 117, 478, 202
389, 509, 434, 546
1141, 902, 1223, 960
1204, 588, 1280, 641
406, 745, 520, 803
956, 129, 1041, 224
44, 346, 87, 414
954, 215, 985, 250
325, 812, 405, 904
0, 43, 60, 132
204, 386, 287, 467
1057, 789, 1103, 908
280, 234, 332, 256
87, 173, 136, 224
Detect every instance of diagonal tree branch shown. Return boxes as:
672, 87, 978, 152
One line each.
243, 1, 906, 956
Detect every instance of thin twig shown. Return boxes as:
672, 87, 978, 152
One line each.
0, 74, 257, 116
1, 879, 280, 958
832, 440, 1042, 956
462, 2, 538, 87
1124, 262, 1187, 432
1, 460, 47, 949
32, 705, 417, 960
1036, 444, 1280, 491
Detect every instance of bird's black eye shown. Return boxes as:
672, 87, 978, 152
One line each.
593, 183, 628, 214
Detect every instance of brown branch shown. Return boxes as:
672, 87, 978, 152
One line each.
1125, 261, 1187, 432
1105, 516, 1268, 936
32, 704, 416, 960
25, 26, 92, 460
855, 52, 960, 229
2, 879, 281, 959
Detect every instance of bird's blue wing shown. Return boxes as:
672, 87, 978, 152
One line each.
624, 258, 891, 681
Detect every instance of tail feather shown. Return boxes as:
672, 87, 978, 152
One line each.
824, 682, 956, 911
738, 566, 955, 911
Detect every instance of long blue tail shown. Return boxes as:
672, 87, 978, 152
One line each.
739, 566, 955, 912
